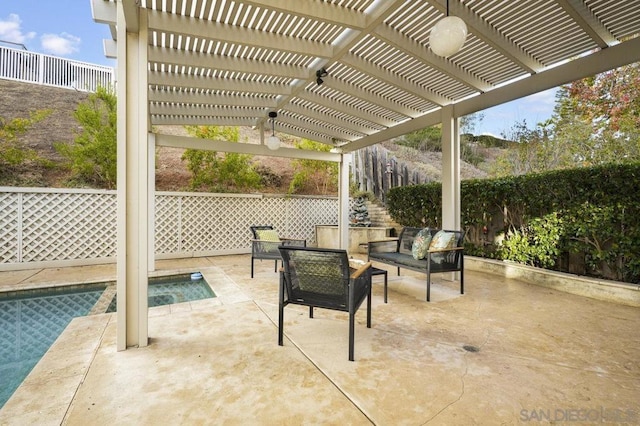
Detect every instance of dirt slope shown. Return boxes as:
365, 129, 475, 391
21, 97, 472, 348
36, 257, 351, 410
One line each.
1, 78, 490, 191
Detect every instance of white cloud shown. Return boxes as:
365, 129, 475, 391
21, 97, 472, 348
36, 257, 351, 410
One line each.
0, 13, 36, 46
522, 88, 558, 113
40, 32, 81, 56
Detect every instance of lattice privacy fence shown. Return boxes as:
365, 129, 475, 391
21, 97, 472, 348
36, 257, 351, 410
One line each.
0, 188, 342, 270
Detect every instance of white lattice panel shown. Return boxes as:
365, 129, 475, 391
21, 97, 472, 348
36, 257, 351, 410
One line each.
285, 197, 341, 244
1, 189, 341, 268
21, 192, 117, 262
181, 196, 230, 251
0, 193, 20, 264
155, 195, 181, 254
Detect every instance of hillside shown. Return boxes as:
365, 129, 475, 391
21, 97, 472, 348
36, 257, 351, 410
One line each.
1, 78, 493, 192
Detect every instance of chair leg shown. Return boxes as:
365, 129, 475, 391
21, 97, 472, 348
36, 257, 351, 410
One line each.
349, 311, 355, 361
426, 262, 431, 302
460, 257, 464, 295
274, 260, 278, 272
348, 284, 356, 361
367, 279, 372, 328
278, 273, 284, 346
383, 271, 388, 304
309, 306, 313, 318
251, 257, 255, 278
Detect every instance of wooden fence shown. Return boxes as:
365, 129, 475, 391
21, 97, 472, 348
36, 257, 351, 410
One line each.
352, 145, 429, 204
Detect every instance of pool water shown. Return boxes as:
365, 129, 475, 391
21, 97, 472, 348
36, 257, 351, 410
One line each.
106, 275, 215, 312
0, 274, 214, 408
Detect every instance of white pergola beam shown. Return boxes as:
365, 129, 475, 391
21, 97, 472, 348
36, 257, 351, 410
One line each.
374, 24, 492, 92
454, 36, 640, 118
155, 133, 342, 162
147, 10, 334, 59
295, 91, 396, 128
556, 0, 616, 47
320, 76, 423, 119
103, 39, 117, 59
149, 104, 266, 118
149, 89, 278, 108
341, 53, 452, 106
263, 0, 408, 126
284, 102, 376, 136
91, 0, 116, 24
148, 47, 310, 80
443, 0, 544, 72
148, 71, 293, 95
151, 116, 257, 126
240, 0, 367, 29
266, 126, 337, 146
277, 114, 361, 142
345, 36, 640, 153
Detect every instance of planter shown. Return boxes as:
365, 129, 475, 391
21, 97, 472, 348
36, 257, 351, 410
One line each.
465, 256, 640, 307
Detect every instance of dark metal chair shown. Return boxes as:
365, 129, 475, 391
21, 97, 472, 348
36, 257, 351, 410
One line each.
250, 225, 306, 278
278, 246, 372, 361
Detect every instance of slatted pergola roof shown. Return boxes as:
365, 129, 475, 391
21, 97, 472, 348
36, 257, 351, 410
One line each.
92, 0, 640, 153
91, 0, 640, 350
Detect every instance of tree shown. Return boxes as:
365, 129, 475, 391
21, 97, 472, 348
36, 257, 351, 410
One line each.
181, 126, 262, 192
349, 196, 371, 227
490, 118, 572, 176
397, 125, 442, 152
551, 63, 640, 165
288, 139, 338, 194
0, 109, 51, 178
55, 86, 117, 188
397, 112, 487, 165
460, 112, 485, 135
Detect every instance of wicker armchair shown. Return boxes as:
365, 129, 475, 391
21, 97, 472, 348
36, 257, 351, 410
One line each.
278, 246, 372, 361
250, 225, 306, 278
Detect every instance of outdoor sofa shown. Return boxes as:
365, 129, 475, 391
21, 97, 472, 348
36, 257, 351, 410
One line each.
367, 227, 465, 302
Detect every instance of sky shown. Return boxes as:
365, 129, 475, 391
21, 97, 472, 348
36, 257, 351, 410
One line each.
0, 1, 115, 67
472, 88, 558, 138
0, 2, 557, 137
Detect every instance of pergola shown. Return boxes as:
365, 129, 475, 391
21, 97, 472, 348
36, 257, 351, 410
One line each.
91, 0, 640, 350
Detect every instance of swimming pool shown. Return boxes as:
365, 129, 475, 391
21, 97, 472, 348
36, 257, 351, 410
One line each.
0, 274, 215, 408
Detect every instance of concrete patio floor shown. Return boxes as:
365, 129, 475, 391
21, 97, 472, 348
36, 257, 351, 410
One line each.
0, 254, 638, 425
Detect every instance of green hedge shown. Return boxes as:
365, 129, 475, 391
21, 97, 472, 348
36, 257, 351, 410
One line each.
386, 163, 640, 283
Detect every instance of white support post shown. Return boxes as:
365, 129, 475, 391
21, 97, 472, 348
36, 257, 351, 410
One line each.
441, 105, 461, 231
148, 132, 155, 272
441, 105, 461, 282
337, 153, 351, 250
116, 3, 149, 350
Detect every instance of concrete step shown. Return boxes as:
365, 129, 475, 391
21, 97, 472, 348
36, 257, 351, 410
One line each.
365, 200, 402, 235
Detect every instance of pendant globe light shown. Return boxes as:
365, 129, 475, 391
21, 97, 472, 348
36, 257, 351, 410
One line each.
266, 111, 280, 150
429, 0, 468, 58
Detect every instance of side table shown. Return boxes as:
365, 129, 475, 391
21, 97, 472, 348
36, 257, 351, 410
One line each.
370, 266, 388, 303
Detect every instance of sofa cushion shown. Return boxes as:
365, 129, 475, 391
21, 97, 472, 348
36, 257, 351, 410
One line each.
411, 228, 432, 260
429, 230, 456, 250
369, 252, 427, 270
256, 229, 281, 242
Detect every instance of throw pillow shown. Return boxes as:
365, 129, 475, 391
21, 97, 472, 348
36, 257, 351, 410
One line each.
429, 230, 456, 251
255, 229, 281, 242
411, 228, 432, 260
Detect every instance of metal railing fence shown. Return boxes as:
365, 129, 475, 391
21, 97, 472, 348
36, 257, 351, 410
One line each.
0, 45, 114, 92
